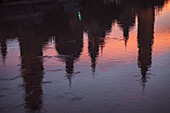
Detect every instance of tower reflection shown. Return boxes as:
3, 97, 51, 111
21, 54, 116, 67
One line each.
117, 4, 136, 47
0, 1, 168, 112
55, 9, 83, 86
0, 22, 18, 63
137, 5, 155, 88
19, 28, 46, 112
82, 1, 116, 73
0, 37, 7, 63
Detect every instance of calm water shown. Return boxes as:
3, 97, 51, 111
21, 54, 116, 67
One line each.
0, 0, 170, 113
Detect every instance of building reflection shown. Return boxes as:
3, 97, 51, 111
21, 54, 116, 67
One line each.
0, 22, 18, 63
55, 9, 83, 86
19, 25, 49, 112
0, 3, 59, 111
87, 34, 102, 74
82, 1, 118, 73
17, 6, 69, 111
137, 5, 155, 88
117, 3, 136, 47
20, 35, 44, 112
0, 0, 168, 110
0, 37, 7, 63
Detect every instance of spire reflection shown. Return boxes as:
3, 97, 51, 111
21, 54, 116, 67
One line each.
0, 38, 7, 63
0, 2, 168, 112
137, 5, 155, 88
82, 1, 116, 73
55, 9, 83, 86
117, 5, 136, 47
19, 30, 46, 112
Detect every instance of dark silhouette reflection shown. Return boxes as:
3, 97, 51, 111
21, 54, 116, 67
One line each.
0, 38, 7, 63
16, 6, 67, 111
0, 2, 61, 111
81, 0, 119, 73
0, 22, 18, 63
88, 35, 100, 74
137, 5, 155, 88
0, 2, 168, 112
87, 32, 106, 74
18, 21, 51, 112
19, 32, 45, 112
117, 4, 136, 47
55, 9, 83, 86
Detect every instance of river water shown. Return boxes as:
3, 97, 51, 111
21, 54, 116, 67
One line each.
0, 0, 170, 113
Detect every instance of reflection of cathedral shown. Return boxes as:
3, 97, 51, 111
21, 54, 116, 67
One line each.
18, 23, 49, 112
0, 37, 7, 63
0, 0, 168, 111
137, 6, 154, 87
55, 10, 83, 85
117, 5, 136, 47
82, 0, 119, 73
18, 33, 43, 112
20, 36, 44, 112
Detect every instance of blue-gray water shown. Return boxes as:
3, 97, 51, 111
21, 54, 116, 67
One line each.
0, 0, 170, 113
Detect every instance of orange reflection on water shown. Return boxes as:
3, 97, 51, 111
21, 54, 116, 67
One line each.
154, 1, 170, 55
98, 23, 138, 65
41, 0, 170, 70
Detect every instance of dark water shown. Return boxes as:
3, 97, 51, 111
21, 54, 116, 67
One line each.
0, 0, 170, 113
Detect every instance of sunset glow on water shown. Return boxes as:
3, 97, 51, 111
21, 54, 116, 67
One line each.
0, 0, 170, 113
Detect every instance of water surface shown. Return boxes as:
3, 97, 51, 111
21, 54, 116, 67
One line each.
0, 0, 170, 113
